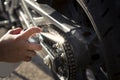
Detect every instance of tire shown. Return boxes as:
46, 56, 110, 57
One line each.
76, 0, 120, 80
50, 0, 120, 80
37, 0, 120, 80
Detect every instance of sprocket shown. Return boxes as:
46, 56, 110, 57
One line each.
41, 25, 78, 80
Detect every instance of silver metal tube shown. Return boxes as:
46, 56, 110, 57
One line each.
19, 10, 30, 28
20, 0, 55, 59
24, 0, 71, 32
21, 0, 36, 27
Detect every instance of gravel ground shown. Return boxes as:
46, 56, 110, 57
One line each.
0, 28, 54, 80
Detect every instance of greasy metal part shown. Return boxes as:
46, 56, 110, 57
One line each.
0, 0, 3, 12
4, 0, 17, 14
24, 0, 76, 32
19, 10, 30, 28
33, 17, 49, 25
19, 10, 46, 28
19, 0, 55, 60
41, 29, 77, 80
21, 0, 54, 60
21, 0, 36, 27
0, 20, 9, 26
63, 42, 77, 80
4, 0, 19, 22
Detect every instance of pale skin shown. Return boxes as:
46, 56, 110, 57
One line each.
0, 27, 42, 62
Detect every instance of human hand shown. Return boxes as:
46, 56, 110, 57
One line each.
0, 27, 42, 62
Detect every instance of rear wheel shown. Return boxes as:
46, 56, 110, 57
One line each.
48, 0, 120, 80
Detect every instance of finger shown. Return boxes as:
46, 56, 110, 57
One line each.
24, 56, 32, 62
26, 50, 36, 57
9, 28, 22, 34
26, 42, 42, 51
20, 27, 41, 39
23, 50, 36, 62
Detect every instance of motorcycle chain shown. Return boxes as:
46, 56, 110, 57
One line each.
43, 35, 78, 80
62, 41, 77, 80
